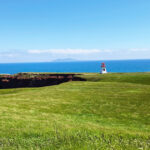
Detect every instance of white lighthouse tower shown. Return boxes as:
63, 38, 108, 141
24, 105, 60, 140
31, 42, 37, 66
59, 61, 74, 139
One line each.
101, 62, 107, 74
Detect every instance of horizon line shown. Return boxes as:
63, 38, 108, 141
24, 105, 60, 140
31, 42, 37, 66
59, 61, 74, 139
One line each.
0, 58, 150, 64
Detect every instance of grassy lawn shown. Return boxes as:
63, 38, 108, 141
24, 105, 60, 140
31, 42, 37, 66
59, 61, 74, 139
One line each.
0, 73, 150, 149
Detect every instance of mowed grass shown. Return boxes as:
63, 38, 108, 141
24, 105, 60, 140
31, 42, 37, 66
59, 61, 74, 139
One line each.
0, 73, 150, 149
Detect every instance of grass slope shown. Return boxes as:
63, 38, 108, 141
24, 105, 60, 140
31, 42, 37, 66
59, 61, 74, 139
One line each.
78, 72, 150, 85
0, 73, 150, 149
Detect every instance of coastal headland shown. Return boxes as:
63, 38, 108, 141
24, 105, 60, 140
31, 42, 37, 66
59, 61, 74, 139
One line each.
0, 72, 150, 149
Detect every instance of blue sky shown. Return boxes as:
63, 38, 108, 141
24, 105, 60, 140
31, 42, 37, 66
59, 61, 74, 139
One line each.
0, 0, 150, 63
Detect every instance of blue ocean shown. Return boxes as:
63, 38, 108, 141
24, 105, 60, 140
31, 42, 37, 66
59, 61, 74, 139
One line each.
0, 59, 150, 74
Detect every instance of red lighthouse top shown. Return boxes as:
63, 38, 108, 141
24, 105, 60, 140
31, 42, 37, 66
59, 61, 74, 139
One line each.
101, 63, 106, 68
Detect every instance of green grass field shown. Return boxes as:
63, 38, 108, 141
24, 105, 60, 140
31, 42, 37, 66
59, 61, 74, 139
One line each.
0, 73, 150, 150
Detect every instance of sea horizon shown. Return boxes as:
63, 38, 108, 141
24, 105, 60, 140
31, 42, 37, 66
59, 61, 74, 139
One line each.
0, 59, 150, 74
0, 58, 150, 64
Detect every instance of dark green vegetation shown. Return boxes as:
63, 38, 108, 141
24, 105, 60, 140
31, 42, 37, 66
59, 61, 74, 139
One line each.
0, 73, 150, 149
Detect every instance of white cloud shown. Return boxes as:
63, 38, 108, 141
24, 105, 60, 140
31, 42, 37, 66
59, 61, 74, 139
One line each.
0, 53, 19, 58
130, 48, 150, 52
28, 49, 112, 54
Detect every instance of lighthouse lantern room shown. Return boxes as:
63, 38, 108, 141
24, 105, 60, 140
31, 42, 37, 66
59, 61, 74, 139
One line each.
100, 62, 107, 74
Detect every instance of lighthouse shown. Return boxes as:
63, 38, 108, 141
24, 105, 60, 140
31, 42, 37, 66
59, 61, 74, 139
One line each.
100, 62, 107, 74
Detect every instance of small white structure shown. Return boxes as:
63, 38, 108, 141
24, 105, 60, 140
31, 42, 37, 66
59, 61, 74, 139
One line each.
100, 62, 107, 74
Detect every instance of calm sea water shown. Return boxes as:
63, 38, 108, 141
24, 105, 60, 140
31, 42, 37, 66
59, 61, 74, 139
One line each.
0, 59, 150, 74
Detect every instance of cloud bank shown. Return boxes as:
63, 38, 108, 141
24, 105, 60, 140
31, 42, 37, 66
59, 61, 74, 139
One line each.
28, 49, 112, 54
0, 48, 150, 63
